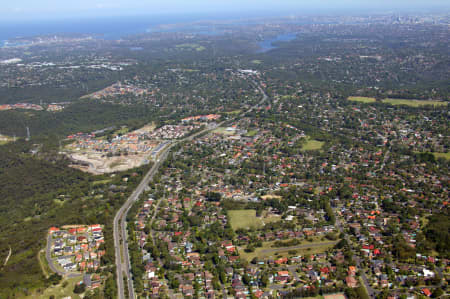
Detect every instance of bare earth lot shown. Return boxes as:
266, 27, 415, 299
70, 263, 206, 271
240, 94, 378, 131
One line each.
69, 152, 149, 174
65, 124, 156, 174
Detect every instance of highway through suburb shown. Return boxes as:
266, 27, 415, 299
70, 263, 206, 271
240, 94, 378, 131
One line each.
114, 82, 268, 299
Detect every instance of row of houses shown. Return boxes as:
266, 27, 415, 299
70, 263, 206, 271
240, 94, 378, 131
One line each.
48, 225, 105, 273
0, 103, 43, 111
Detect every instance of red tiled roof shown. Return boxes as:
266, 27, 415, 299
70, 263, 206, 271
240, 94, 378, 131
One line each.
422, 288, 432, 296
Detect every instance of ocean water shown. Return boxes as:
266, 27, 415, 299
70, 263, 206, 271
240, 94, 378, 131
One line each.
0, 16, 181, 41
0, 12, 286, 42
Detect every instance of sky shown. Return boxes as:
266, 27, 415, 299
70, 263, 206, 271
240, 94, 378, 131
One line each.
1, 0, 449, 22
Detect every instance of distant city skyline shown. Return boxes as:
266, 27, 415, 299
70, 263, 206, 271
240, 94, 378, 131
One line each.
1, 0, 449, 22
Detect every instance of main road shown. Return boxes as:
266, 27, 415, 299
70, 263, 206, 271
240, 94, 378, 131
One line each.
114, 80, 268, 299
114, 123, 224, 299
113, 144, 168, 299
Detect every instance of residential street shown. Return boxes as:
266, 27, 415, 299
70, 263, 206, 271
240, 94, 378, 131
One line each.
335, 213, 376, 297
1, 13, 449, 299
114, 123, 225, 299
114, 83, 268, 299
45, 234, 82, 278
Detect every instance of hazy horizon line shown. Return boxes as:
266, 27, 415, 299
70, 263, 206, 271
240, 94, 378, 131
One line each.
1, 5, 449, 24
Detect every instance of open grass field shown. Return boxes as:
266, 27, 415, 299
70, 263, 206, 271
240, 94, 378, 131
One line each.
0, 134, 13, 145
262, 213, 281, 224
240, 238, 338, 261
382, 98, 447, 107
270, 235, 326, 247
181, 69, 200, 72
229, 210, 263, 230
301, 137, 325, 151
53, 198, 65, 206
213, 127, 236, 135
92, 179, 112, 186
281, 95, 298, 101
225, 110, 241, 115
415, 151, 450, 161
245, 129, 258, 137
228, 209, 280, 231
347, 96, 376, 103
26, 276, 83, 299
175, 43, 206, 51
261, 195, 282, 200
433, 152, 450, 160
114, 126, 130, 135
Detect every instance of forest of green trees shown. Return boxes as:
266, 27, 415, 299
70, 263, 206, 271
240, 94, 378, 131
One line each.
0, 139, 151, 297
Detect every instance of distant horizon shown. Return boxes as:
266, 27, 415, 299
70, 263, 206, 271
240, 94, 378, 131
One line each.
0, 8, 448, 41
1, 0, 449, 23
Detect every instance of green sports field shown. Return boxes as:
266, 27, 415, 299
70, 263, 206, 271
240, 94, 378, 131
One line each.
301, 137, 325, 151
229, 210, 263, 230
347, 96, 376, 103
382, 98, 447, 107
433, 152, 450, 160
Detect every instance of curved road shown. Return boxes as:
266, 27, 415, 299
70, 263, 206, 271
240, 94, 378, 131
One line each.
45, 234, 82, 278
115, 81, 268, 299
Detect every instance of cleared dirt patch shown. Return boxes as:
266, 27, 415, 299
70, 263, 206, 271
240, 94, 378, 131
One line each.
65, 123, 157, 174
